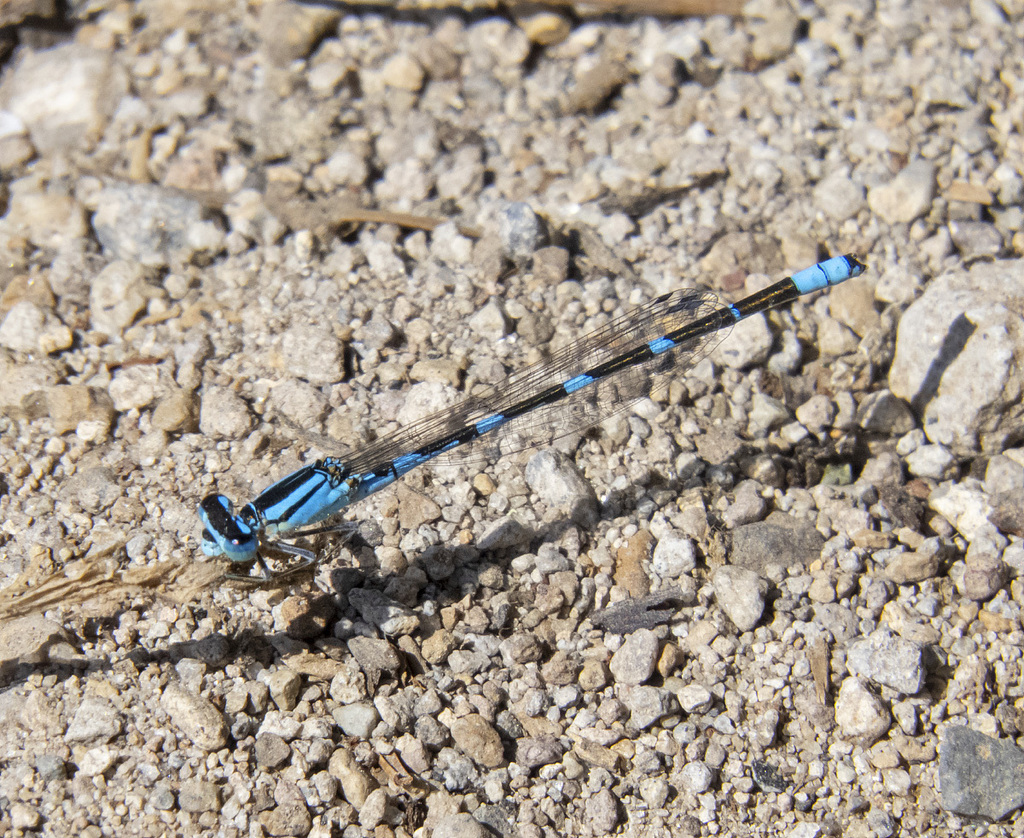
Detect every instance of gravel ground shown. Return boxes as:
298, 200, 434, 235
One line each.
0, 0, 1023, 836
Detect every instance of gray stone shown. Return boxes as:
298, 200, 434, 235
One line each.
959, 554, 1006, 602
905, 444, 955, 479
516, 736, 564, 769
747, 392, 791, 436
680, 761, 715, 794
448, 648, 491, 675
332, 703, 380, 739
328, 663, 367, 704
255, 733, 292, 769
867, 159, 935, 224
61, 466, 120, 514
477, 517, 531, 551
585, 788, 621, 833
713, 312, 773, 370
812, 167, 866, 222
795, 394, 837, 432
621, 685, 677, 730
174, 659, 205, 694
65, 697, 122, 745
985, 454, 1024, 495
497, 201, 544, 262
108, 364, 163, 411
940, 725, 1024, 820
4, 44, 125, 153
608, 629, 660, 686
525, 450, 599, 526
280, 321, 345, 385
347, 588, 419, 636
347, 636, 403, 677
266, 379, 327, 429
835, 678, 891, 745
415, 714, 451, 749
34, 755, 65, 783
639, 776, 670, 809
78, 745, 115, 777
150, 783, 175, 810
712, 566, 767, 632
889, 260, 1024, 453
722, 480, 768, 529
676, 684, 713, 714
0, 300, 72, 354
730, 512, 825, 572
198, 386, 252, 439
432, 813, 496, 838
93, 183, 222, 268
499, 633, 544, 666
358, 787, 390, 830
928, 483, 996, 542
949, 220, 1003, 261
846, 630, 924, 694
468, 298, 511, 340
179, 779, 220, 813
652, 533, 697, 578
856, 390, 916, 435
374, 690, 416, 732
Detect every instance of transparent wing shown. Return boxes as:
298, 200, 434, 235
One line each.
341, 288, 729, 475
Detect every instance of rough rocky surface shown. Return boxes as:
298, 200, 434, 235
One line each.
0, 1, 1023, 836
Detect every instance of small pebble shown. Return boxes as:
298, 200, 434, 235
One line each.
498, 202, 544, 262
712, 566, 767, 632
609, 629, 660, 686
867, 159, 936, 224
835, 678, 891, 745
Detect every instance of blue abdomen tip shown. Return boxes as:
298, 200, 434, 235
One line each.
791, 254, 866, 294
